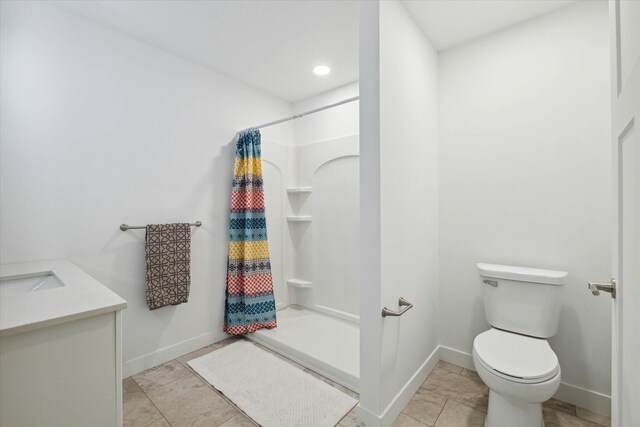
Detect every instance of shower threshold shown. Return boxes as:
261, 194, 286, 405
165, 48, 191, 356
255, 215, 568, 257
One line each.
248, 305, 359, 392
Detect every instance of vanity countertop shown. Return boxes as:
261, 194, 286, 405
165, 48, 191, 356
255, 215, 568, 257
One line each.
0, 259, 127, 337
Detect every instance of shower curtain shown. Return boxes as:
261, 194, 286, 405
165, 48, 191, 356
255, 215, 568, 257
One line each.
224, 128, 277, 335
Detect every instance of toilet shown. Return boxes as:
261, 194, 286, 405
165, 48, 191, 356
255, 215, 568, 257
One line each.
473, 263, 567, 427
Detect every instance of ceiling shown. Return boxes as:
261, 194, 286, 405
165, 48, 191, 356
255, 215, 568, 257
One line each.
54, 1, 358, 103
402, 0, 577, 51
53, 1, 578, 103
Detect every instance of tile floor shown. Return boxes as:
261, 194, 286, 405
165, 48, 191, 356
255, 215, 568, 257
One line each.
123, 338, 611, 427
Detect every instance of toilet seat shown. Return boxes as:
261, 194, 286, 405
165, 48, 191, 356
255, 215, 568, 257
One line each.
473, 328, 559, 384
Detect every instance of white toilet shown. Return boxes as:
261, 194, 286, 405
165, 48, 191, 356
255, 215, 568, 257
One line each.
473, 263, 567, 427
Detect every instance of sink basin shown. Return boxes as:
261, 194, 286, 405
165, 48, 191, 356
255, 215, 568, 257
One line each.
0, 259, 127, 337
0, 272, 65, 298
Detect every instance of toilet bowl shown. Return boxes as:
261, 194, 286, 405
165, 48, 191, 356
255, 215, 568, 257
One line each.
473, 328, 561, 427
474, 263, 567, 427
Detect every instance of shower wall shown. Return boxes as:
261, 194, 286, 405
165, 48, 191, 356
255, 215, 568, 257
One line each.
294, 136, 359, 320
262, 83, 360, 320
259, 140, 294, 311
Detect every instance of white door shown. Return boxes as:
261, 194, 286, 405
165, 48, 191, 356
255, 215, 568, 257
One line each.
608, 1, 640, 425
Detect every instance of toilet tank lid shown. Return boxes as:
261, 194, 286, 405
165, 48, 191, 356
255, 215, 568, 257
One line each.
477, 263, 568, 285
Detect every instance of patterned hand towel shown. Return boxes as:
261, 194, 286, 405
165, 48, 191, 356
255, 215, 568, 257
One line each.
145, 223, 191, 310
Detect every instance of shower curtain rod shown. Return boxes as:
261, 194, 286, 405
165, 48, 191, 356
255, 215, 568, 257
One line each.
248, 96, 359, 130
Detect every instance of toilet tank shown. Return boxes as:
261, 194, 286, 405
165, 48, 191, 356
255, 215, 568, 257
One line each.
477, 263, 567, 338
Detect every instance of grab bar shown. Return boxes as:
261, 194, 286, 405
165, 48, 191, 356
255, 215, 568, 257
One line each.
381, 297, 414, 317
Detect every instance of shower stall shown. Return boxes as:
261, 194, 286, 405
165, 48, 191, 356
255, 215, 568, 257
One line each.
246, 94, 360, 392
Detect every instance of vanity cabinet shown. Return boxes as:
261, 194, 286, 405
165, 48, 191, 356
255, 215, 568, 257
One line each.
0, 260, 127, 427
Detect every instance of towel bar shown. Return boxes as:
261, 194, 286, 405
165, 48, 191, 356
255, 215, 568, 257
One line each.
120, 221, 202, 231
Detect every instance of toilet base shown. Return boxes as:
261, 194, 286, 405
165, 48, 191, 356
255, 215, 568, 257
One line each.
484, 390, 544, 427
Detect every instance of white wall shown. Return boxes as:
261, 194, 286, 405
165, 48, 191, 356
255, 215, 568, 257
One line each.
438, 0, 611, 408
0, 1, 294, 376
358, 0, 384, 419
379, 0, 439, 417
293, 82, 359, 145
359, 1, 440, 425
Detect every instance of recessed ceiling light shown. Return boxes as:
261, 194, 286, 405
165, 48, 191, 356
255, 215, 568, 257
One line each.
313, 65, 331, 76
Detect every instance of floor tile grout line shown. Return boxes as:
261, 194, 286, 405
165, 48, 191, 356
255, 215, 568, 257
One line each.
133, 367, 194, 395
438, 362, 614, 425
133, 349, 613, 427
142, 368, 240, 427
135, 365, 209, 427
429, 397, 449, 427
419, 382, 489, 417
572, 409, 609, 426
124, 377, 168, 426
188, 366, 234, 403
427, 363, 611, 427
401, 410, 433, 426
140, 386, 173, 427
143, 413, 171, 427
186, 364, 259, 425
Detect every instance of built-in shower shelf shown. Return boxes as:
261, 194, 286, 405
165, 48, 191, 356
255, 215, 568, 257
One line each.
286, 186, 313, 194
286, 216, 312, 222
287, 279, 312, 288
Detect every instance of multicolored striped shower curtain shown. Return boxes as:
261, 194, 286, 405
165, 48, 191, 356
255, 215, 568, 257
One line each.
223, 128, 277, 335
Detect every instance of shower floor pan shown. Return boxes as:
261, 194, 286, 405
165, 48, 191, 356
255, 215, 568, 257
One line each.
248, 305, 359, 392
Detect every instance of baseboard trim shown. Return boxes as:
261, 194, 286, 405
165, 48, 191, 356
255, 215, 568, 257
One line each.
555, 382, 611, 416
438, 345, 611, 416
123, 330, 229, 378
378, 345, 440, 427
438, 345, 475, 370
356, 345, 440, 427
356, 403, 382, 427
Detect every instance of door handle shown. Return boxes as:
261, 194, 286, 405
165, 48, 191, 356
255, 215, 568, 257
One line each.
381, 297, 414, 317
588, 278, 616, 299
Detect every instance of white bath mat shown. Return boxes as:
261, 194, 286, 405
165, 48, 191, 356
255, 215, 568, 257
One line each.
188, 340, 357, 427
